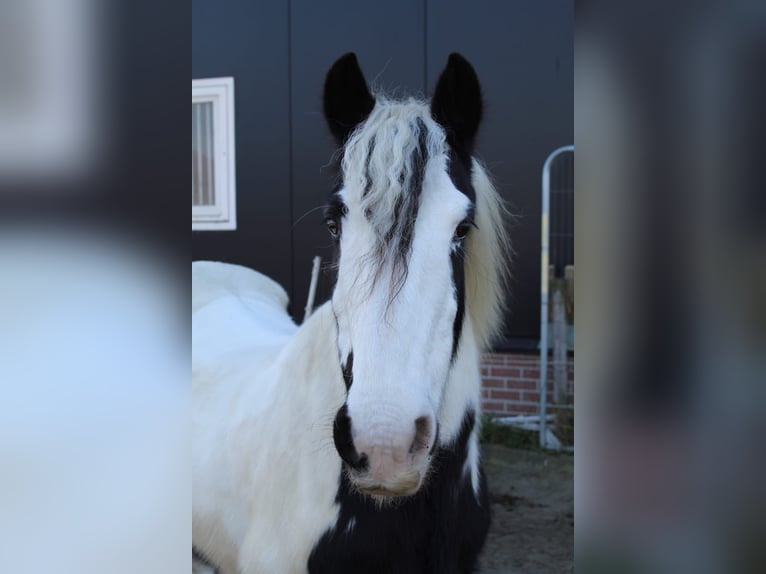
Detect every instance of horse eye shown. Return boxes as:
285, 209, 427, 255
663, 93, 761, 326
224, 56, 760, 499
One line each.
326, 219, 340, 239
453, 221, 472, 241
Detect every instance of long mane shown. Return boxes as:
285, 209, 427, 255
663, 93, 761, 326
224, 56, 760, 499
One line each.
465, 159, 512, 351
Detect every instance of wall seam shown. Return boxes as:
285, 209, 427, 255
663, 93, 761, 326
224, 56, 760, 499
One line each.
423, 0, 428, 94
287, 0, 295, 312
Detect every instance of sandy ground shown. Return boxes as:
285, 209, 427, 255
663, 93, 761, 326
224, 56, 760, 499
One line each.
479, 445, 574, 574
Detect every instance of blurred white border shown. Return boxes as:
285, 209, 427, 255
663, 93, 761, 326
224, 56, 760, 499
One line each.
0, 0, 100, 182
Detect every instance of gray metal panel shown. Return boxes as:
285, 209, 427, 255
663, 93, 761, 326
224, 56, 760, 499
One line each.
289, 0, 426, 316
192, 0, 292, 292
427, 0, 574, 342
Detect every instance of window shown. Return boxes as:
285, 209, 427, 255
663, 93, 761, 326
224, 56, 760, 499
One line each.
192, 77, 236, 230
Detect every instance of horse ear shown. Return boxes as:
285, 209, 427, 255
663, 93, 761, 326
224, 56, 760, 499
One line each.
323, 53, 376, 145
430, 53, 483, 152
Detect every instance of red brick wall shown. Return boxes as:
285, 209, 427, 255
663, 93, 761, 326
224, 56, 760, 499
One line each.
481, 352, 574, 417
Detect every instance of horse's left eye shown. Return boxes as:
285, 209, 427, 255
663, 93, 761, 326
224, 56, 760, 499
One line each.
453, 221, 473, 241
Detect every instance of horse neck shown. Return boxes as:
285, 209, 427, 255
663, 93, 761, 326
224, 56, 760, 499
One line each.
267, 302, 346, 428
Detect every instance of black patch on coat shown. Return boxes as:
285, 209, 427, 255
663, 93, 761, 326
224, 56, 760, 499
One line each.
309, 410, 490, 574
333, 403, 369, 472
450, 245, 468, 360
192, 546, 219, 574
446, 147, 476, 204
342, 352, 354, 390
445, 147, 475, 359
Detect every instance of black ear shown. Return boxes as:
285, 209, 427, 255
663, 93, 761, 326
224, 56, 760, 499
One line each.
430, 53, 483, 152
323, 53, 376, 145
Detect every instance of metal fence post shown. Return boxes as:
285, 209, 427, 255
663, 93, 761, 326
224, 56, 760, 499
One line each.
540, 145, 574, 448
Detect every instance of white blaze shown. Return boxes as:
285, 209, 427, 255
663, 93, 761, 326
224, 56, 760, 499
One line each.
333, 163, 471, 479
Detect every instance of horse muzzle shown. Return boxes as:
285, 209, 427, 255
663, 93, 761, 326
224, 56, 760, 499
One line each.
333, 405, 436, 498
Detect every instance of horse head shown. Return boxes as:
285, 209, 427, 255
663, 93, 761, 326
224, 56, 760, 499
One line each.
323, 52, 489, 498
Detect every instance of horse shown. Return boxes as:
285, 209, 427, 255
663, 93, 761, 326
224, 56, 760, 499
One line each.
192, 52, 510, 574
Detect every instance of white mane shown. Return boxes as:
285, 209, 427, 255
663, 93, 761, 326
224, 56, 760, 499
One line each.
465, 159, 512, 350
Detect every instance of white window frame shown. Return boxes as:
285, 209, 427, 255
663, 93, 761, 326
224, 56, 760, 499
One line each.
192, 77, 236, 230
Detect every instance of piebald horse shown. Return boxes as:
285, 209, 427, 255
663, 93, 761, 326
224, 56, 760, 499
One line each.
193, 52, 510, 573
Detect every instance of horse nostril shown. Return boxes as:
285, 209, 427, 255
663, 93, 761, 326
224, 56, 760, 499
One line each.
410, 416, 433, 454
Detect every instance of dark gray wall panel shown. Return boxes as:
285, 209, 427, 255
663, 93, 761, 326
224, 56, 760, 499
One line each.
428, 0, 574, 343
289, 0, 425, 316
192, 0, 292, 291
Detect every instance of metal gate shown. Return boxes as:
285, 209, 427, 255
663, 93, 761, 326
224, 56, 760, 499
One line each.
539, 145, 574, 449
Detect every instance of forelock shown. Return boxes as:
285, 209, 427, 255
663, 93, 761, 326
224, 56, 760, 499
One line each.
340, 97, 448, 296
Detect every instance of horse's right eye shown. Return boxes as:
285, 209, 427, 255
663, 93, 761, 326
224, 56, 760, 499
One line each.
453, 221, 473, 241
326, 219, 340, 239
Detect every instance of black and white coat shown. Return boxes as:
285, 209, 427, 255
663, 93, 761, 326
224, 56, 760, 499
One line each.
192, 53, 509, 574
